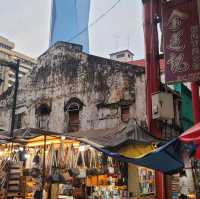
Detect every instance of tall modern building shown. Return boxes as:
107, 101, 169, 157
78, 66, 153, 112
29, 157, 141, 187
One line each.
0, 36, 36, 94
50, 0, 90, 53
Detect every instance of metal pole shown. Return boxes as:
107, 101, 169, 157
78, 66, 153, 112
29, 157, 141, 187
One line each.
143, 0, 165, 199
10, 59, 20, 138
42, 135, 47, 190
143, 0, 161, 138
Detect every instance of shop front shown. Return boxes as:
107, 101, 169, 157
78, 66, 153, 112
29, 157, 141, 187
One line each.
0, 125, 186, 199
128, 164, 155, 199
0, 129, 130, 199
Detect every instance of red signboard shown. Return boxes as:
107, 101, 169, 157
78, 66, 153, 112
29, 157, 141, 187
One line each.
162, 0, 200, 83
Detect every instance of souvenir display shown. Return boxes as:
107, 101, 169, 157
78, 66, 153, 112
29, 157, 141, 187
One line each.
0, 135, 130, 199
138, 167, 155, 195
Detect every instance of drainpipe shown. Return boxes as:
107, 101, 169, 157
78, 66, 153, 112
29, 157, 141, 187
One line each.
143, 0, 165, 199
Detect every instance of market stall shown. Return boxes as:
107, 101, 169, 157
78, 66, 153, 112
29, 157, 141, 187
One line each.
0, 123, 188, 199
0, 128, 129, 199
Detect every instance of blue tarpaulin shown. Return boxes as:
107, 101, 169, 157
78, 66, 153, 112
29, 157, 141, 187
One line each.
92, 139, 183, 174
63, 124, 185, 174
130, 138, 184, 174
71, 135, 184, 174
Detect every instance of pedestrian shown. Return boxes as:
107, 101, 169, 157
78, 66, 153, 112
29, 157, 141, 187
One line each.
179, 170, 188, 199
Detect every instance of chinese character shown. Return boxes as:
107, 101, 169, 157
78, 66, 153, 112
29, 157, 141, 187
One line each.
167, 52, 189, 73
191, 40, 199, 48
167, 10, 188, 31
192, 55, 200, 65
167, 30, 185, 51
192, 62, 200, 70
192, 47, 200, 56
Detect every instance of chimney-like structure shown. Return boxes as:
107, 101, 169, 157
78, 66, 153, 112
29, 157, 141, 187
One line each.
110, 50, 134, 62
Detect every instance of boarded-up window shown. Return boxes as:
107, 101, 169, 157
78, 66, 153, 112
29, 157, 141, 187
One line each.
121, 105, 130, 122
36, 104, 51, 130
67, 103, 80, 132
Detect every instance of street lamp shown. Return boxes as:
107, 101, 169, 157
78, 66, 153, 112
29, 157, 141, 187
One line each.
0, 58, 20, 138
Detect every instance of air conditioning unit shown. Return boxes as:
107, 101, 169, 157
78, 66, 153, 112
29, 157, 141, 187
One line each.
152, 92, 174, 120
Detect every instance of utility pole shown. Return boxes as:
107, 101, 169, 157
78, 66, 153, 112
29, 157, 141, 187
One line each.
10, 60, 20, 138
0, 59, 20, 138
142, 0, 165, 199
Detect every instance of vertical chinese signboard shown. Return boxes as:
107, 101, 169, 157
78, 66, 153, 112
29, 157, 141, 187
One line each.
162, 0, 200, 83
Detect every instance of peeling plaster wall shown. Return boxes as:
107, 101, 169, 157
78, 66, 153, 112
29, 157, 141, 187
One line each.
0, 42, 145, 132
135, 74, 146, 121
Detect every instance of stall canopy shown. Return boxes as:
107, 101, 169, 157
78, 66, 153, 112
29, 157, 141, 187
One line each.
0, 123, 184, 174
77, 138, 184, 174
1, 128, 61, 137
0, 128, 63, 146
64, 121, 159, 151
64, 121, 184, 174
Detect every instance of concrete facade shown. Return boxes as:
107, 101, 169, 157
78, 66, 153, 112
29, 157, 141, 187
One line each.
0, 42, 145, 132
0, 36, 37, 94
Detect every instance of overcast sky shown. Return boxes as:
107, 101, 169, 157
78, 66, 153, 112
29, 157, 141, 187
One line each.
0, 0, 144, 59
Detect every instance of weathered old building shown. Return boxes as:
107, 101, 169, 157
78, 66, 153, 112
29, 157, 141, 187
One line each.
0, 42, 145, 132
0, 42, 183, 198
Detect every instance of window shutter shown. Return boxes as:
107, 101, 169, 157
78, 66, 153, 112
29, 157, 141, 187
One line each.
121, 106, 130, 122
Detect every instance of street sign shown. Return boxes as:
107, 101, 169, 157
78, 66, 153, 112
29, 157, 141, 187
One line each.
161, 0, 200, 83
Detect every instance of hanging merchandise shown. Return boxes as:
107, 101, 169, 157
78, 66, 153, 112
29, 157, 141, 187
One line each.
58, 140, 66, 169
0, 133, 130, 199
108, 157, 115, 175
47, 144, 64, 183
77, 145, 87, 179
33, 151, 41, 166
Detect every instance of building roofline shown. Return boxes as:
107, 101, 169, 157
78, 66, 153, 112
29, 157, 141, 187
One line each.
39, 41, 83, 59
0, 36, 15, 49
109, 49, 134, 56
0, 48, 36, 64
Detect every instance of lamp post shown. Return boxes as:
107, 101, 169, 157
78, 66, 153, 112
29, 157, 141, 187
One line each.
0, 58, 20, 138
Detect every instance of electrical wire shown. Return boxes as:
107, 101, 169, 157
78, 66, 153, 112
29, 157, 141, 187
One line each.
68, 0, 121, 42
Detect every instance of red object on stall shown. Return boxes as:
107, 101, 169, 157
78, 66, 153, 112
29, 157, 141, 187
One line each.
194, 146, 200, 160
179, 122, 200, 159
179, 122, 200, 144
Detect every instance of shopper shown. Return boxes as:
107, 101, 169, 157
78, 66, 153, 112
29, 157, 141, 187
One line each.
179, 170, 188, 199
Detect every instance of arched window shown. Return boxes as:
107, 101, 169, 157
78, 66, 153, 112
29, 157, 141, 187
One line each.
121, 105, 130, 123
65, 98, 83, 132
36, 103, 51, 129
